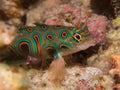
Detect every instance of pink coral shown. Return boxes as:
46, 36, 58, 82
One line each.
87, 15, 107, 43
45, 0, 107, 43
76, 80, 104, 90
45, 3, 89, 26
76, 79, 92, 90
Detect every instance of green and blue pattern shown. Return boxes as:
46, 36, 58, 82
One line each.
1, 22, 92, 60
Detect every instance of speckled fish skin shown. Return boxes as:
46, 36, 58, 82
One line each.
2, 22, 95, 60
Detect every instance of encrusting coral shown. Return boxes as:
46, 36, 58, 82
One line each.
109, 54, 120, 90
113, 16, 120, 27
76, 79, 92, 90
0, 0, 25, 18
0, 63, 29, 90
109, 54, 120, 77
0, 21, 16, 47
27, 66, 114, 90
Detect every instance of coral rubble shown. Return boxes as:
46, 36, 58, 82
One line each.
113, 16, 120, 27
0, 0, 25, 18
28, 66, 114, 90
110, 54, 120, 77
0, 21, 16, 47
0, 63, 29, 90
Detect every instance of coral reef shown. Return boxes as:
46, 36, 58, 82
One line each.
111, 0, 120, 17
28, 66, 114, 90
113, 84, 120, 90
0, 0, 120, 90
0, 21, 16, 47
76, 79, 92, 90
0, 63, 29, 90
109, 54, 120, 77
109, 54, 120, 90
88, 27, 120, 90
88, 28, 120, 72
0, 0, 25, 18
113, 16, 120, 27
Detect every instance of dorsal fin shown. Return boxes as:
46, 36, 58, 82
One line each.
17, 25, 34, 34
17, 25, 25, 33
34, 22, 46, 26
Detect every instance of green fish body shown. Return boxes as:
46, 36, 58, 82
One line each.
1, 22, 95, 63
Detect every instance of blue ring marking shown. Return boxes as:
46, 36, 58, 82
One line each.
38, 25, 49, 32
17, 39, 33, 56
32, 32, 42, 56
24, 27, 35, 34
18, 26, 23, 33
32, 32, 43, 45
59, 30, 71, 40
32, 32, 43, 56
44, 32, 56, 42
58, 42, 72, 49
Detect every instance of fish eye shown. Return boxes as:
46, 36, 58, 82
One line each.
73, 33, 82, 41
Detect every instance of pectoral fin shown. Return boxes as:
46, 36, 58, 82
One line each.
48, 52, 66, 85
